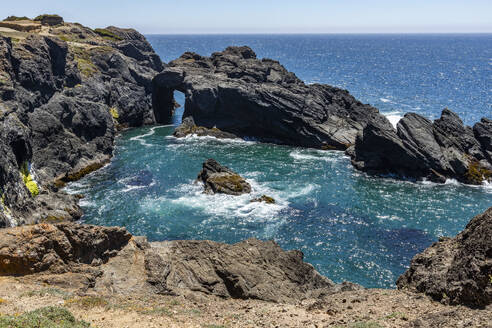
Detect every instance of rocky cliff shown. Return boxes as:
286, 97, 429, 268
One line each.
397, 206, 492, 308
0, 19, 163, 227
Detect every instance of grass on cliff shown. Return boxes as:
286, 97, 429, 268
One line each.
3, 16, 31, 22
33, 14, 62, 21
0, 306, 90, 328
93, 28, 122, 41
70, 46, 98, 78
465, 160, 492, 185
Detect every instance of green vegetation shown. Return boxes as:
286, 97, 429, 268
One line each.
22, 288, 71, 299
350, 322, 383, 328
20, 161, 39, 197
70, 46, 98, 78
109, 107, 119, 120
465, 160, 492, 185
93, 28, 123, 41
65, 296, 109, 309
33, 14, 62, 21
3, 16, 31, 22
385, 312, 408, 320
0, 306, 90, 328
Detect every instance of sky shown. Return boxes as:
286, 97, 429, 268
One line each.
2, 0, 492, 34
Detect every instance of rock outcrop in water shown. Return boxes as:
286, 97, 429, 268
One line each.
0, 18, 163, 227
153, 46, 387, 149
397, 206, 492, 308
0, 222, 361, 303
347, 109, 492, 184
197, 159, 251, 195
173, 116, 238, 139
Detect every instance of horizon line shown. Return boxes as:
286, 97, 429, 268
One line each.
144, 31, 492, 36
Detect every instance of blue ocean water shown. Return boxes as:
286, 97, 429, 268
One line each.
67, 35, 492, 288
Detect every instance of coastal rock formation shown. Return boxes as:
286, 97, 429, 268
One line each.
397, 206, 492, 308
197, 159, 251, 195
144, 238, 359, 303
0, 222, 361, 303
347, 109, 492, 184
0, 19, 163, 227
173, 116, 238, 139
0, 223, 131, 276
153, 46, 388, 149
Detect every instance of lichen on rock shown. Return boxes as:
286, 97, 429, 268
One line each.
20, 161, 39, 197
197, 159, 251, 195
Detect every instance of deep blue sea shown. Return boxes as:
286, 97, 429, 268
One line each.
67, 35, 492, 288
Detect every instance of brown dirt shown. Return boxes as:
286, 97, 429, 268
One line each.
0, 276, 490, 328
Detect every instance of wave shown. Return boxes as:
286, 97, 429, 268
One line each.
382, 111, 403, 128
380, 97, 392, 103
166, 133, 257, 145
289, 149, 345, 162
130, 125, 174, 147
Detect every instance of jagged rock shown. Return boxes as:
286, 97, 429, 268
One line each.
397, 207, 492, 308
144, 238, 361, 303
0, 21, 163, 226
348, 109, 492, 184
0, 223, 131, 275
173, 116, 238, 139
197, 159, 251, 195
0, 222, 362, 303
153, 46, 388, 149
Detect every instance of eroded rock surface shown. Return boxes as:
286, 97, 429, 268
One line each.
348, 109, 492, 184
0, 222, 361, 304
397, 206, 492, 308
197, 159, 251, 195
153, 46, 387, 149
0, 21, 163, 227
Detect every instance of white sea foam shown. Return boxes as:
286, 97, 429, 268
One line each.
382, 111, 403, 128
130, 125, 173, 147
166, 133, 257, 145
380, 98, 392, 103
289, 149, 343, 162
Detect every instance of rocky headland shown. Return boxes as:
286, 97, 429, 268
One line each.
0, 16, 164, 227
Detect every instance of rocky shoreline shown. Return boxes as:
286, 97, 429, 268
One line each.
0, 15, 491, 327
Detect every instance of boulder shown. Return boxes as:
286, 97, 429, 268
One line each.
197, 159, 251, 195
153, 46, 388, 149
397, 207, 492, 308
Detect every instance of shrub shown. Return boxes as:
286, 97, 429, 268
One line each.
93, 28, 123, 41
33, 14, 62, 21
3, 16, 31, 21
0, 306, 90, 328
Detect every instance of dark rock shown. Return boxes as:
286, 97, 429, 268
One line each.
197, 159, 251, 195
0, 21, 163, 226
152, 46, 387, 149
397, 207, 492, 308
173, 116, 238, 139
349, 109, 492, 184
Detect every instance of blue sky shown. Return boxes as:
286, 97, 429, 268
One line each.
3, 0, 492, 33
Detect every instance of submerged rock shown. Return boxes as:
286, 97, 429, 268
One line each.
197, 159, 251, 195
348, 109, 492, 184
173, 116, 238, 139
153, 46, 387, 149
397, 206, 492, 308
250, 195, 276, 204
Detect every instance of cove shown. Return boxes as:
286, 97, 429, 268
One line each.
66, 93, 492, 288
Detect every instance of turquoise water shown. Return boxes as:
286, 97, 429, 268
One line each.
67, 35, 492, 288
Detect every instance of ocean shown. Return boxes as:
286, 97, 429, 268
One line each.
66, 34, 492, 288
